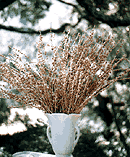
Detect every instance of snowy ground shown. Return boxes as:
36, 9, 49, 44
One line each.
0, 107, 49, 135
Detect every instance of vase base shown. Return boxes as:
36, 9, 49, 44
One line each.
56, 154, 73, 157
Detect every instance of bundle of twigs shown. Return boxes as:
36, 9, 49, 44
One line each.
0, 29, 130, 114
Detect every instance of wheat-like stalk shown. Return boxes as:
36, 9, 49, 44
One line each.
0, 28, 130, 114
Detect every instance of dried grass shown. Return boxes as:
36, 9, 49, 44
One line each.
0, 28, 130, 114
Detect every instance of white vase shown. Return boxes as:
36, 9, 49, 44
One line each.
45, 113, 81, 157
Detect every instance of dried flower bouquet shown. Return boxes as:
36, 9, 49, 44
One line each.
0, 29, 130, 114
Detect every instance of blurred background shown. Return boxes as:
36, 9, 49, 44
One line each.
0, 0, 130, 156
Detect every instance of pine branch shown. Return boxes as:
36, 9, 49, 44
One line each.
0, 18, 81, 35
76, 0, 130, 27
111, 101, 130, 156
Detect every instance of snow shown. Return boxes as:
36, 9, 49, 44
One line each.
0, 107, 48, 135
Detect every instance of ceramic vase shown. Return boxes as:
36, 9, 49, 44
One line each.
45, 113, 81, 157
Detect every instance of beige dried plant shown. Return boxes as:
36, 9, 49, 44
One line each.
0, 29, 130, 114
